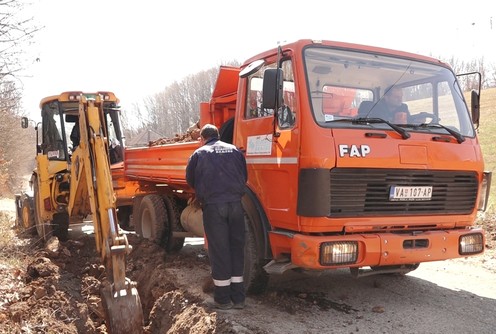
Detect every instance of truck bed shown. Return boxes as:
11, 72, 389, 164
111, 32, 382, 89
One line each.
124, 141, 200, 187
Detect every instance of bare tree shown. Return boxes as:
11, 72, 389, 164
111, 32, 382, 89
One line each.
445, 55, 496, 91
0, 81, 36, 194
489, 63, 496, 87
0, 0, 40, 195
145, 67, 220, 137
120, 101, 148, 142
0, 0, 39, 82
138, 60, 241, 139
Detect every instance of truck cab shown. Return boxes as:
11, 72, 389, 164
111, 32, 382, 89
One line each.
221, 39, 491, 280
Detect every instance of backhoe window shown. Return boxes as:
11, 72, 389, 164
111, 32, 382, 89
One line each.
41, 102, 66, 160
106, 112, 123, 164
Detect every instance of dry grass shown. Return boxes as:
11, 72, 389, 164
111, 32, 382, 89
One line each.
0, 212, 26, 332
0, 212, 26, 268
477, 87, 496, 214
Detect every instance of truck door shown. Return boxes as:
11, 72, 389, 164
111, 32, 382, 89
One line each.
235, 59, 300, 230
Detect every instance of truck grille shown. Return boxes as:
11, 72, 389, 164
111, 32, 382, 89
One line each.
329, 168, 478, 217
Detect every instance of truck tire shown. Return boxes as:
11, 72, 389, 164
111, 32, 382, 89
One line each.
244, 218, 269, 295
162, 195, 185, 253
137, 195, 166, 244
21, 197, 36, 234
33, 176, 53, 241
131, 196, 144, 232
242, 193, 270, 295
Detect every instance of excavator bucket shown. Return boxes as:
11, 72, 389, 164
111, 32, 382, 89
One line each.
101, 283, 144, 334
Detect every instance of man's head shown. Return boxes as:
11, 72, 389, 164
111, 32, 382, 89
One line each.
383, 86, 403, 109
200, 124, 219, 141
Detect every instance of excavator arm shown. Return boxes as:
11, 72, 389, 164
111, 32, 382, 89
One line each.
72, 95, 143, 333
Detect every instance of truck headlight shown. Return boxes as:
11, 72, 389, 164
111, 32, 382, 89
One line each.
320, 241, 358, 265
477, 171, 491, 212
459, 233, 484, 255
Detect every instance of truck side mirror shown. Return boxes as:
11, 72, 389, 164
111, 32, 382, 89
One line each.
262, 68, 283, 110
21, 117, 29, 128
470, 89, 480, 128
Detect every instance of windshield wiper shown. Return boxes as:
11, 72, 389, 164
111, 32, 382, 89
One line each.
417, 123, 465, 143
354, 117, 410, 139
326, 117, 410, 139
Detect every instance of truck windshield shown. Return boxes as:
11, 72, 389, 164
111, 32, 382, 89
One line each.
303, 47, 475, 138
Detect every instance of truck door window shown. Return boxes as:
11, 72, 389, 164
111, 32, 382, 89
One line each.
245, 60, 296, 129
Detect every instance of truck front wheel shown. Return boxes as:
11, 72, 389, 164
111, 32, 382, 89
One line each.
162, 195, 185, 253
243, 218, 269, 294
242, 193, 270, 295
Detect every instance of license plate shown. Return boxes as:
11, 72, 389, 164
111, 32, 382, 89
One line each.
389, 186, 433, 201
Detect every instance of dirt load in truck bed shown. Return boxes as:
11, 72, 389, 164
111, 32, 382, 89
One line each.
148, 122, 201, 146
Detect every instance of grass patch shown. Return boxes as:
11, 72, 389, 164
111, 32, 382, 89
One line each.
478, 87, 496, 214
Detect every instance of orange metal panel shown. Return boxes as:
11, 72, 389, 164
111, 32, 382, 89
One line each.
123, 141, 200, 187
270, 229, 484, 270
211, 66, 240, 99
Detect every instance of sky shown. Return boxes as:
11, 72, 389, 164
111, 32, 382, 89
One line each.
19, 0, 496, 121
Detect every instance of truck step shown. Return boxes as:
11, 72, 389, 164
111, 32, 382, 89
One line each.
263, 259, 297, 275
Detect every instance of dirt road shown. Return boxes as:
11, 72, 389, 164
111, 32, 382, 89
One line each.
157, 240, 496, 334
1, 197, 495, 333
237, 259, 496, 333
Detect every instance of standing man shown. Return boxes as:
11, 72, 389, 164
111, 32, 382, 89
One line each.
186, 123, 248, 310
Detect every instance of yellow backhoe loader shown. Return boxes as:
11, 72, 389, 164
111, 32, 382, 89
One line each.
17, 91, 143, 333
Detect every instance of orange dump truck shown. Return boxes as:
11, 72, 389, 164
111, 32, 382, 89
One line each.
114, 39, 491, 292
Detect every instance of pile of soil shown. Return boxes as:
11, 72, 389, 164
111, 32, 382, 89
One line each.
0, 229, 238, 333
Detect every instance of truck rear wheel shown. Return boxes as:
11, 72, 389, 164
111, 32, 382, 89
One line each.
162, 195, 185, 253
137, 195, 166, 244
131, 196, 143, 231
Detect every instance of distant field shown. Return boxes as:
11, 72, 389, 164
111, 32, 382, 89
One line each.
478, 87, 496, 213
